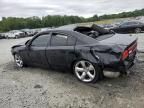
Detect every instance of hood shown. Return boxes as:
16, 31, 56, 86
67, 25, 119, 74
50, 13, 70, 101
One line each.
99, 33, 137, 46
11, 41, 26, 49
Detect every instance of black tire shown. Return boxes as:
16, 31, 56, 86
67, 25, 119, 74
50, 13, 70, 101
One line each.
73, 60, 102, 83
6, 36, 9, 39
135, 28, 141, 33
14, 54, 25, 68
15, 35, 18, 39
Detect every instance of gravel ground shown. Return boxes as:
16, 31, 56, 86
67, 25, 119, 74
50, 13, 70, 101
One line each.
0, 34, 144, 108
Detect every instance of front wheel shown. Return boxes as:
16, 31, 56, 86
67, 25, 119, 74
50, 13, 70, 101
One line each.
14, 54, 25, 68
73, 60, 101, 83
15, 35, 18, 39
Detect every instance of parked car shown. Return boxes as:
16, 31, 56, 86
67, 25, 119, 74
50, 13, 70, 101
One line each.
0, 33, 6, 39
21, 29, 34, 37
6, 30, 25, 39
40, 27, 51, 32
31, 28, 41, 36
101, 24, 115, 30
111, 21, 144, 34
11, 24, 137, 83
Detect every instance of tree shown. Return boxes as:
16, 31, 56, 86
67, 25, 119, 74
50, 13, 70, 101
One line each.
0, 8, 144, 32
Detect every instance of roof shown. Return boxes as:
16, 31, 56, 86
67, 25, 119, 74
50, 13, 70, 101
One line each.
55, 24, 91, 31
37, 24, 98, 44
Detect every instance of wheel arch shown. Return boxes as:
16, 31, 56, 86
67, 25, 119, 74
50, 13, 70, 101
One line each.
70, 57, 103, 72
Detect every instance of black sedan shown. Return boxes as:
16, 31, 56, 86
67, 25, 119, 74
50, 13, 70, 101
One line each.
11, 24, 137, 83
111, 21, 144, 34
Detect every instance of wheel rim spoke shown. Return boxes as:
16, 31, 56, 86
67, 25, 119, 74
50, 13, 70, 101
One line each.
20, 61, 23, 65
88, 64, 94, 71
80, 72, 86, 80
75, 67, 84, 72
16, 59, 19, 63
80, 61, 86, 68
15, 55, 23, 67
87, 71, 94, 79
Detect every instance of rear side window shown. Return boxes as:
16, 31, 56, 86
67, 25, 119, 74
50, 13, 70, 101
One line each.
31, 34, 50, 47
51, 33, 68, 46
122, 22, 138, 26
130, 22, 138, 25
67, 36, 76, 46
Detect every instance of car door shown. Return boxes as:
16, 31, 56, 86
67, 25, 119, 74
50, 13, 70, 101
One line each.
130, 22, 142, 32
27, 33, 51, 67
119, 22, 130, 33
46, 32, 76, 69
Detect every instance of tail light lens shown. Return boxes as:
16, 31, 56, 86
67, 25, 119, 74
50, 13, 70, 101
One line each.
121, 42, 137, 60
122, 50, 129, 60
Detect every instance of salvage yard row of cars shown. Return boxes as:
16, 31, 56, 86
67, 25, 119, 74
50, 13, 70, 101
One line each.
0, 27, 51, 39
0, 20, 144, 39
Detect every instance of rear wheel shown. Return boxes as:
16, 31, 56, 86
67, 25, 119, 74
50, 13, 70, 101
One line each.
14, 54, 24, 68
73, 60, 101, 83
135, 28, 141, 33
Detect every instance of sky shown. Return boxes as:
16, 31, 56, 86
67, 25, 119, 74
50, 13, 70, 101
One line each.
0, 0, 144, 19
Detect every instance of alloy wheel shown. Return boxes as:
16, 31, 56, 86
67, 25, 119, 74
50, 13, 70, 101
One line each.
135, 28, 141, 33
14, 54, 23, 68
74, 60, 96, 83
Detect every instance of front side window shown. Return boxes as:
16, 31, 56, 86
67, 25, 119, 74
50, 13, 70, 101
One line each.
51, 33, 68, 46
31, 34, 50, 47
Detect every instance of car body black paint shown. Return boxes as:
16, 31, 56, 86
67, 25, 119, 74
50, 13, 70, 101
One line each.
111, 21, 144, 33
11, 24, 137, 73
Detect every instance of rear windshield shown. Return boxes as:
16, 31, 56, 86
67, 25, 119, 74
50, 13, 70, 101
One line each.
74, 24, 114, 39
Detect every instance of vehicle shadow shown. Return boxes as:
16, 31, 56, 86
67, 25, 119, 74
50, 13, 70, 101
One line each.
3, 59, 144, 91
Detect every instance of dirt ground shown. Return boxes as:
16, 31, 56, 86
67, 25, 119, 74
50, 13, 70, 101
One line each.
0, 34, 144, 108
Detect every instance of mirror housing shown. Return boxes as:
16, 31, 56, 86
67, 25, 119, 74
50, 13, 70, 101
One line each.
25, 39, 31, 49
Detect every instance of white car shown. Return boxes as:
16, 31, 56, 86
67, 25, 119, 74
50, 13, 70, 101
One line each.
6, 30, 25, 39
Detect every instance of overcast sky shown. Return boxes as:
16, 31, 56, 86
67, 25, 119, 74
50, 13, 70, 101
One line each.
0, 0, 144, 19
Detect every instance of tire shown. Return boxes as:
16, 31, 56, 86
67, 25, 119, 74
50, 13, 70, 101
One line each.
14, 54, 25, 68
15, 35, 18, 39
6, 36, 9, 39
73, 60, 102, 83
135, 28, 141, 33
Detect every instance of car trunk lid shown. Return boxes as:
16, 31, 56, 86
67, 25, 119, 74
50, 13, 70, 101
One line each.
95, 33, 137, 61
98, 33, 137, 46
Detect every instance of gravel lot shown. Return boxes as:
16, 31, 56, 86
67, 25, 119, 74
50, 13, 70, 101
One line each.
0, 34, 144, 108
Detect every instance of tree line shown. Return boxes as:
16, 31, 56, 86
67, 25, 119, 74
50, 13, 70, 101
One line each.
0, 8, 144, 32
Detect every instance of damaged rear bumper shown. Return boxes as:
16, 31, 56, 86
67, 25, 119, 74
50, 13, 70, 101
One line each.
103, 58, 135, 77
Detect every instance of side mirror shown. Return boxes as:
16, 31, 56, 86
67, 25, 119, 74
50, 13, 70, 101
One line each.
25, 39, 31, 49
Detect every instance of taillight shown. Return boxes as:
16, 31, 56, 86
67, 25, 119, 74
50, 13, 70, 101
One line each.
121, 42, 137, 60
122, 50, 129, 60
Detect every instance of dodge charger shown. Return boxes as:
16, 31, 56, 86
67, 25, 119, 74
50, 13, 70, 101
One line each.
11, 24, 137, 83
